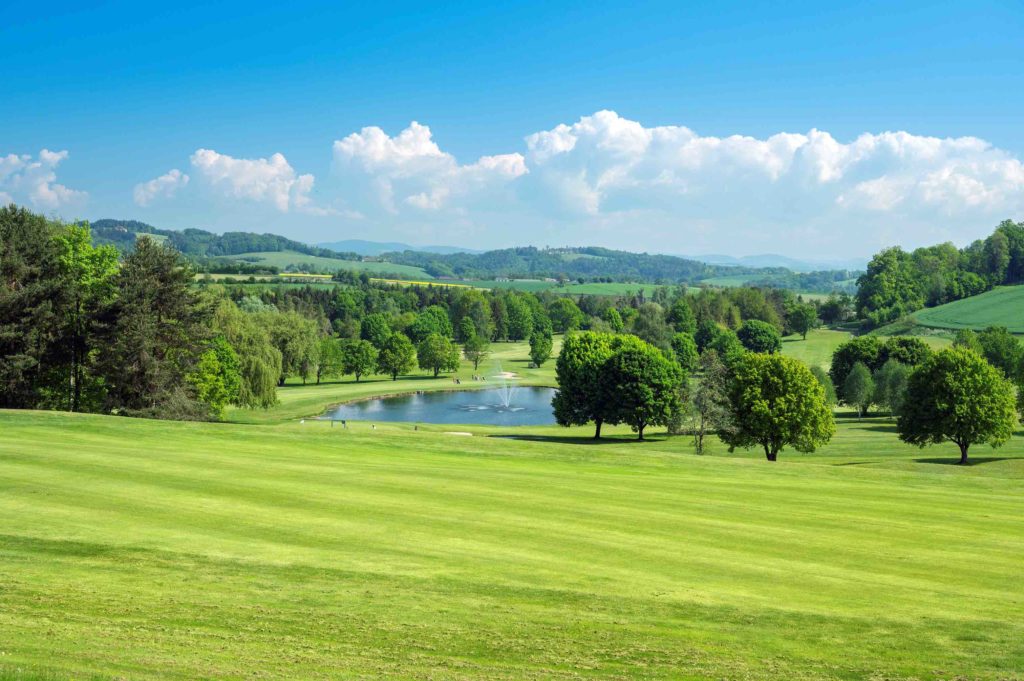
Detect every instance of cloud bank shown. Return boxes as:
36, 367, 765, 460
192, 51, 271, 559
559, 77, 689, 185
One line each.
50, 109, 1022, 255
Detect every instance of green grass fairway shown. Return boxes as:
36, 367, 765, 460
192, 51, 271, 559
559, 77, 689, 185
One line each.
215, 250, 433, 278
2, 410, 1023, 680
781, 329, 853, 368
913, 286, 1024, 333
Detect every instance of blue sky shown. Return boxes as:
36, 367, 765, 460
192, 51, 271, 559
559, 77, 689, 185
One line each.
2, 0, 1022, 258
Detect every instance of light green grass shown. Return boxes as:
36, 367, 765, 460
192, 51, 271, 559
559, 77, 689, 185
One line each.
781, 329, 853, 368
215, 250, 433, 278
1, 409, 1023, 680
912, 286, 1024, 333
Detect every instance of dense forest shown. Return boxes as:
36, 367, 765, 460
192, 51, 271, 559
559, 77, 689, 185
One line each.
855, 219, 1024, 327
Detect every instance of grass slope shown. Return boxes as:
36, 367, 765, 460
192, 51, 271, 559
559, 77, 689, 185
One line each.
1, 411, 1022, 680
913, 285, 1024, 333
215, 250, 433, 278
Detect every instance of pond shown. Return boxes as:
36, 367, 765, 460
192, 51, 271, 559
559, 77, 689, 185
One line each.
321, 386, 558, 426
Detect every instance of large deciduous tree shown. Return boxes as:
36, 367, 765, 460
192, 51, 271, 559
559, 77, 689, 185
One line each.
721, 353, 835, 461
377, 333, 416, 380
547, 298, 584, 333
340, 338, 378, 382
598, 344, 685, 440
785, 302, 817, 340
898, 347, 1017, 464
671, 332, 699, 372
417, 332, 460, 377
553, 332, 616, 438
53, 223, 119, 412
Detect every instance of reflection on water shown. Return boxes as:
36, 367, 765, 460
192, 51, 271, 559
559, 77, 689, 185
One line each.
322, 387, 557, 426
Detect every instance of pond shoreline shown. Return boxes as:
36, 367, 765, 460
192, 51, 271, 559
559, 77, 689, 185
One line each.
319, 385, 561, 421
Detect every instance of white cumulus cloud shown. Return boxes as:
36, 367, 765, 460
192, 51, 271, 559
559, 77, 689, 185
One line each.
333, 122, 526, 214
0, 149, 87, 210
190, 148, 325, 213
133, 169, 190, 206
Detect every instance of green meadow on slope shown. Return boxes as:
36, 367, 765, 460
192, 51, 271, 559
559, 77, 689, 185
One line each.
912, 285, 1024, 333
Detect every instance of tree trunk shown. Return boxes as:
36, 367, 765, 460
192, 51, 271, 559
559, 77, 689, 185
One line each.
434, 368, 439, 377
637, 424, 645, 441
764, 444, 777, 461
593, 419, 602, 439
959, 442, 969, 465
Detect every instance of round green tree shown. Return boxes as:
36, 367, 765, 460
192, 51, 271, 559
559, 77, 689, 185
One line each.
897, 347, 1018, 464
737, 319, 782, 354
721, 353, 836, 461
785, 302, 817, 340
553, 332, 615, 438
376, 333, 416, 380
340, 338, 378, 382
417, 333, 460, 377
598, 344, 685, 440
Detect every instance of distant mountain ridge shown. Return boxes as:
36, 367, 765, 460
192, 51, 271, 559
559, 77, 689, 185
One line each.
689, 253, 868, 272
318, 239, 480, 256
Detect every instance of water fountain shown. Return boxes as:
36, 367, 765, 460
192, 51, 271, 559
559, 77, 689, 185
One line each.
493, 363, 517, 409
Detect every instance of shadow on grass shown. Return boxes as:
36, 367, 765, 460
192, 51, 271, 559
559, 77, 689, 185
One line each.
490, 434, 659, 445
914, 456, 1014, 466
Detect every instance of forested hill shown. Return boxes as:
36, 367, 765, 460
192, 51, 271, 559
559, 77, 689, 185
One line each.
91, 219, 359, 261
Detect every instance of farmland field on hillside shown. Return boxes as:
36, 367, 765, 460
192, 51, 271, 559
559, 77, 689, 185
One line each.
214, 250, 433, 278
912, 286, 1024, 333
